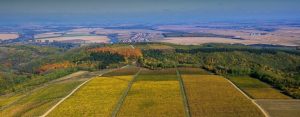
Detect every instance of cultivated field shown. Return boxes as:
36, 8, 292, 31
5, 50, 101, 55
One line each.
36, 35, 109, 43
178, 67, 211, 75
34, 32, 63, 38
0, 71, 102, 117
256, 99, 300, 117
229, 76, 290, 99
47, 76, 133, 117
156, 25, 300, 46
117, 69, 185, 117
181, 75, 264, 117
0, 33, 19, 40
0, 80, 82, 116
160, 37, 263, 45
102, 67, 140, 77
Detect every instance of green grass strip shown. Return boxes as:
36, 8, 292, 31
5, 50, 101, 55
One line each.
111, 69, 141, 117
176, 68, 191, 117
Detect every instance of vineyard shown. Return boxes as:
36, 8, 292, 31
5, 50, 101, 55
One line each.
0, 71, 95, 117
181, 75, 265, 117
117, 69, 185, 117
229, 76, 290, 99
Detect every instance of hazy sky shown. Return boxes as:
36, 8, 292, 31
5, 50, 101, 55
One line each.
1, 0, 300, 24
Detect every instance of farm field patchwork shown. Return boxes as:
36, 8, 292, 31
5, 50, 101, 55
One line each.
229, 76, 290, 99
117, 69, 185, 117
160, 37, 260, 45
47, 75, 133, 117
35, 35, 109, 43
181, 75, 265, 117
256, 99, 300, 117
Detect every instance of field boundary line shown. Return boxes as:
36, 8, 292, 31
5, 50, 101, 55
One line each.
40, 66, 128, 117
176, 69, 191, 117
40, 74, 95, 117
111, 69, 141, 117
224, 78, 270, 117
0, 71, 88, 111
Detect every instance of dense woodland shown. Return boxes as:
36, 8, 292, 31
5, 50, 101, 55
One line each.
0, 43, 300, 98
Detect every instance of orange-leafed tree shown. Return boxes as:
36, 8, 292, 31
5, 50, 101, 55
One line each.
88, 47, 142, 59
37, 61, 75, 73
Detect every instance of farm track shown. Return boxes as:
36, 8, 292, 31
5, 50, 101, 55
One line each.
41, 66, 129, 117
111, 69, 141, 117
225, 78, 270, 117
176, 69, 191, 117
0, 71, 89, 111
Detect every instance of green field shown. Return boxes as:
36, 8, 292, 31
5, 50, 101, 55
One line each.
0, 77, 83, 117
182, 75, 265, 117
117, 69, 185, 117
229, 76, 290, 99
0, 70, 107, 117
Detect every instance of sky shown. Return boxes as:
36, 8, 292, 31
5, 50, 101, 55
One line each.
1, 0, 300, 25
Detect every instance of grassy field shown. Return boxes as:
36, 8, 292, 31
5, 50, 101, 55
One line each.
47, 76, 133, 116
256, 99, 300, 117
0, 81, 82, 117
182, 75, 264, 117
178, 67, 211, 75
117, 69, 185, 117
229, 76, 290, 99
0, 71, 103, 117
0, 94, 24, 108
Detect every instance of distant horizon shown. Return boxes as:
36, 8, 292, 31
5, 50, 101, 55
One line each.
1, 0, 300, 25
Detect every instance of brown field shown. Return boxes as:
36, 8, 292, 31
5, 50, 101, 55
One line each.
156, 25, 300, 46
182, 75, 264, 117
160, 37, 267, 45
256, 99, 300, 117
201, 27, 300, 46
0, 33, 19, 40
34, 32, 63, 38
36, 36, 109, 43
177, 67, 211, 75
102, 67, 140, 76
